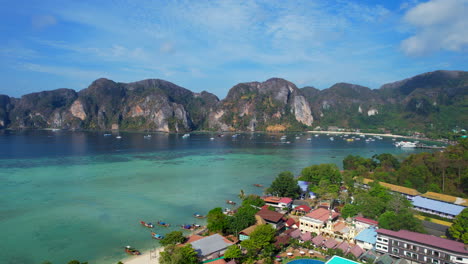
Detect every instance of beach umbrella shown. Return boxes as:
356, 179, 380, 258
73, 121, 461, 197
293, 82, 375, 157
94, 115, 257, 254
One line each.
308, 250, 314, 254
300, 251, 305, 255
287, 252, 293, 256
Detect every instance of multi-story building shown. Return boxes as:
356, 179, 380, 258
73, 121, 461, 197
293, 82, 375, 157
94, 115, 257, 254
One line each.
376, 229, 468, 264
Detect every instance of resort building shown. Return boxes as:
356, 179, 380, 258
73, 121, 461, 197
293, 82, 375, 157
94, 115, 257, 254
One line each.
411, 196, 465, 219
189, 233, 234, 261
376, 228, 468, 264
292, 205, 312, 215
262, 196, 293, 210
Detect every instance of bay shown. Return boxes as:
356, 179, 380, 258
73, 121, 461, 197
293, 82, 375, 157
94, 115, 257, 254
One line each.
0, 130, 429, 264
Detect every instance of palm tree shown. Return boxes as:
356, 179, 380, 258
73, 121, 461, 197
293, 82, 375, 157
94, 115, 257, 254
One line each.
238, 189, 245, 200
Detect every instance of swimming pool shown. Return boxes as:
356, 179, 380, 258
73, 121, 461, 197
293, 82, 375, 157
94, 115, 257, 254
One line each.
287, 259, 325, 264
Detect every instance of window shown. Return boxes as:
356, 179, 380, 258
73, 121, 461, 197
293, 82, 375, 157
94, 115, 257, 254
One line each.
393, 241, 398, 246
456, 257, 463, 261
406, 252, 412, 257
412, 253, 418, 259
433, 251, 440, 257
392, 248, 399, 254
432, 260, 439, 264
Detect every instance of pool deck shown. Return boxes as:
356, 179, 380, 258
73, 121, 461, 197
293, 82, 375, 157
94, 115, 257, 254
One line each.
276, 247, 326, 263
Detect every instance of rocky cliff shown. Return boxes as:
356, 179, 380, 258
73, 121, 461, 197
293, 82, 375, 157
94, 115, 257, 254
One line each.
1, 70, 466, 132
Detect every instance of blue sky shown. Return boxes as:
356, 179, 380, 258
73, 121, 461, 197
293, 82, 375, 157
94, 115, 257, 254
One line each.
1, 0, 467, 98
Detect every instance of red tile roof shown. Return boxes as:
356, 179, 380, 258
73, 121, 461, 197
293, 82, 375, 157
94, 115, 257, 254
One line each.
256, 208, 285, 223
186, 234, 204, 243
336, 241, 350, 253
279, 197, 293, 204
285, 218, 297, 227
349, 245, 364, 258
290, 229, 302, 239
377, 229, 468, 254
305, 208, 340, 223
300, 231, 312, 241
209, 259, 227, 264
295, 205, 312, 212
312, 235, 325, 246
355, 216, 378, 226
324, 238, 338, 249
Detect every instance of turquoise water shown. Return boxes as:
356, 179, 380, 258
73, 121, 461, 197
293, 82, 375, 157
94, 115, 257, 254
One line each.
287, 259, 325, 264
0, 130, 428, 264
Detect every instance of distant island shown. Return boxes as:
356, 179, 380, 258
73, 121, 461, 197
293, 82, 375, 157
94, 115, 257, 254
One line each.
0, 70, 467, 139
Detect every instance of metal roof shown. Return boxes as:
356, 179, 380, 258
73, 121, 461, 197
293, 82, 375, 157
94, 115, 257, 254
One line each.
190, 233, 233, 257
412, 196, 464, 216
354, 226, 377, 244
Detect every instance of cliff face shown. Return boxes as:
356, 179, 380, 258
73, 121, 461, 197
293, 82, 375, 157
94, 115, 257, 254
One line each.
207, 78, 314, 131
0, 70, 466, 132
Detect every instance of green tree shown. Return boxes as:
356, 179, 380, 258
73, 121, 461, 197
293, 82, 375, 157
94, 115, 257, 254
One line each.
160, 244, 198, 264
240, 224, 276, 257
300, 164, 342, 185
207, 207, 228, 233
242, 194, 265, 207
224, 245, 242, 259
266, 171, 300, 198
373, 153, 400, 170
341, 204, 359, 218
449, 208, 468, 243
160, 231, 186, 246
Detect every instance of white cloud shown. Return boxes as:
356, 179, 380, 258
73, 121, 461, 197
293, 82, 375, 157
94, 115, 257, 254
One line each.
20, 62, 107, 79
31, 15, 57, 29
401, 0, 468, 56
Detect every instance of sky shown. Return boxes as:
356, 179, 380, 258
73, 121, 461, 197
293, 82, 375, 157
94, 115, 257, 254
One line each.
0, 0, 467, 99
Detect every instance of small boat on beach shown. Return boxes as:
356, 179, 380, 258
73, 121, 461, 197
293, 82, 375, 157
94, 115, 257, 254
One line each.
193, 213, 205, 218
151, 232, 164, 240
253, 184, 263, 187
116, 135, 122, 139
182, 133, 190, 138
181, 224, 201, 230
157, 221, 170, 227
125, 246, 141, 255
226, 200, 236, 205
144, 134, 151, 139
140, 221, 154, 228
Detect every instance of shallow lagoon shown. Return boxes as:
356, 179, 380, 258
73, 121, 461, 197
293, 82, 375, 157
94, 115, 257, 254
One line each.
0, 130, 428, 264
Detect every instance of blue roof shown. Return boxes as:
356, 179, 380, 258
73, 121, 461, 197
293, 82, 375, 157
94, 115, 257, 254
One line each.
354, 226, 377, 244
298, 181, 309, 192
412, 196, 464, 216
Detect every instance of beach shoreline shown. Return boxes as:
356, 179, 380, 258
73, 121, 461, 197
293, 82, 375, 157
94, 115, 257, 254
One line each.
121, 247, 163, 264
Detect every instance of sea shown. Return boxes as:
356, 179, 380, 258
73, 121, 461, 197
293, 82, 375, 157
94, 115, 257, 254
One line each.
0, 130, 431, 264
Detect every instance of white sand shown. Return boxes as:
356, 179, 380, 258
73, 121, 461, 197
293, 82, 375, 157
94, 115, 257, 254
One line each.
121, 247, 163, 264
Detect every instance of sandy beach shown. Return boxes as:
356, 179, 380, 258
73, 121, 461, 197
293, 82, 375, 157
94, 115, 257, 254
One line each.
121, 247, 163, 264
307, 130, 408, 138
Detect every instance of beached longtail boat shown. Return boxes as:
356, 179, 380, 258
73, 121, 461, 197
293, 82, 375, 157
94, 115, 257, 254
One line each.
226, 200, 236, 205
253, 184, 263, 187
140, 221, 154, 228
157, 221, 170, 227
151, 232, 164, 240
125, 246, 141, 255
181, 224, 201, 230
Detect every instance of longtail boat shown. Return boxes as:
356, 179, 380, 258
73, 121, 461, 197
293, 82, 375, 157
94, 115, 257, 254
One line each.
140, 221, 154, 228
157, 221, 170, 227
151, 232, 164, 240
125, 246, 141, 255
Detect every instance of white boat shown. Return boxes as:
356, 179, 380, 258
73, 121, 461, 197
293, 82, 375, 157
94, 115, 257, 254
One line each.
395, 141, 416, 148
329, 137, 334, 141
103, 133, 112, 136
280, 135, 287, 140
306, 138, 312, 141
210, 137, 214, 140
116, 136, 122, 139
144, 135, 151, 139
182, 133, 190, 138
314, 134, 319, 137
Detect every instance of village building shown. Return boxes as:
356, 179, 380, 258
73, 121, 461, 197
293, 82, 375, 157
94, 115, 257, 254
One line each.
238, 215, 266, 241
354, 216, 378, 230
376, 228, 468, 264
421, 192, 468, 207
189, 233, 234, 261
299, 208, 340, 234
411, 196, 465, 219
361, 179, 421, 200
354, 226, 377, 250
262, 196, 293, 210
292, 205, 312, 216
255, 207, 285, 230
